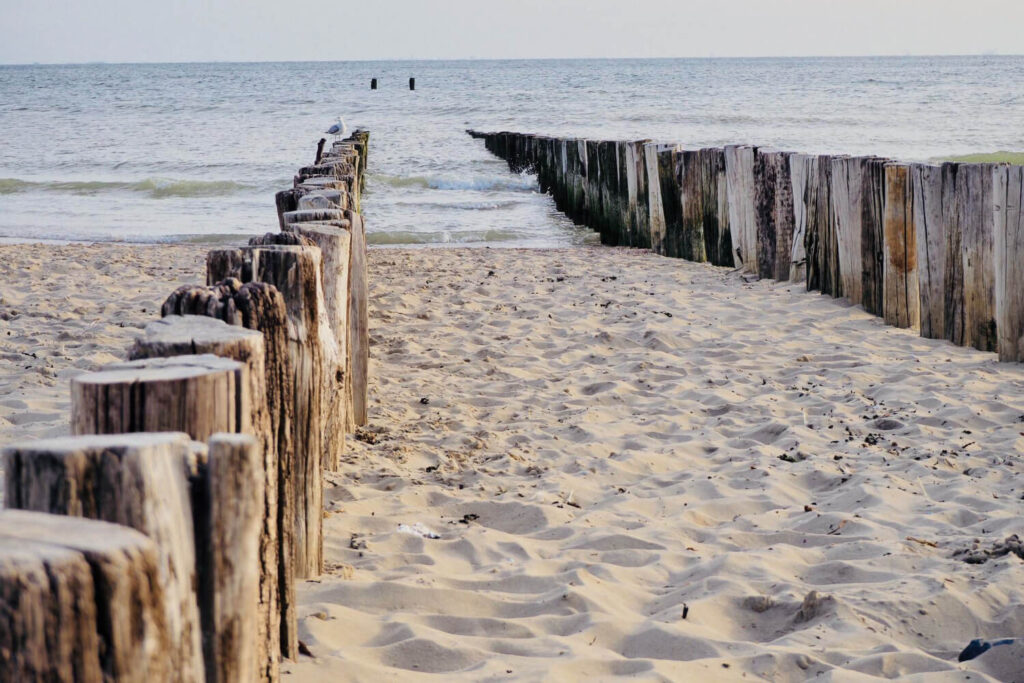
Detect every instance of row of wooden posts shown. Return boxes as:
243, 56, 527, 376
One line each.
469, 130, 1024, 362
0, 131, 371, 681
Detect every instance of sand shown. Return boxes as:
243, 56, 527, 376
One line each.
1, 243, 1023, 681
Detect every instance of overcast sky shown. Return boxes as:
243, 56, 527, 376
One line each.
1, 0, 1021, 64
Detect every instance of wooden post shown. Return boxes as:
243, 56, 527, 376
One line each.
800, 155, 841, 297
128, 315, 281, 680
188, 434, 264, 683
409, 77, 415, 90
882, 163, 920, 328
371, 78, 377, 90
677, 149, 708, 262
71, 354, 248, 440
912, 163, 945, 338
699, 148, 733, 267
207, 246, 325, 579
956, 164, 998, 352
284, 220, 355, 441
160, 280, 299, 661
994, 164, 1024, 362
831, 156, 867, 306
861, 158, 888, 317
725, 145, 758, 273
0, 510, 172, 681
643, 142, 671, 256
4, 433, 204, 681
315, 138, 326, 166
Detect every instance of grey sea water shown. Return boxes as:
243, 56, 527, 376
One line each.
1, 57, 1022, 246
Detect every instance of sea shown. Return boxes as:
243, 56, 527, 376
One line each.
1, 57, 1022, 247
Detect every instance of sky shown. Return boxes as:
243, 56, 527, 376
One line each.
1, 0, 1022, 64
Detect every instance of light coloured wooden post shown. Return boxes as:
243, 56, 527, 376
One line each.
831, 156, 866, 306
994, 164, 1024, 362
207, 245, 324, 579
284, 220, 353, 442
71, 354, 247, 440
882, 163, 920, 328
3, 433, 204, 681
189, 434, 264, 683
160, 280, 298, 661
725, 145, 758, 273
129, 315, 281, 681
0, 510, 172, 681
912, 163, 945, 338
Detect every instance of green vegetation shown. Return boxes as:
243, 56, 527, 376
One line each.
936, 152, 1024, 165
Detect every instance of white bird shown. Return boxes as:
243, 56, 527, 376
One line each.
325, 116, 348, 141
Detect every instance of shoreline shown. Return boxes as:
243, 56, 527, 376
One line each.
1, 242, 1021, 680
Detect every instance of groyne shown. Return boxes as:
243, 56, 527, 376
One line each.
469, 130, 1024, 362
1, 131, 370, 681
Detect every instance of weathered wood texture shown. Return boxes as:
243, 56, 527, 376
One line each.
284, 221, 354, 439
799, 155, 841, 296
188, 434, 264, 683
207, 246, 324, 579
0, 510, 171, 682
860, 158, 888, 317
994, 165, 1024, 361
3, 433, 203, 681
71, 354, 247, 441
160, 280, 298, 661
831, 156, 867, 306
754, 151, 796, 281
128, 315, 281, 680
346, 210, 370, 428
912, 164, 945, 338
724, 145, 757, 271
881, 164, 920, 328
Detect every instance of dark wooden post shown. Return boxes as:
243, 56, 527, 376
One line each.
371, 78, 377, 90
314, 138, 326, 166
409, 77, 415, 90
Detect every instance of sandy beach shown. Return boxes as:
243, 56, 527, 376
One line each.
1, 243, 1023, 681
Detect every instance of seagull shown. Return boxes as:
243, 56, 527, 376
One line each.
326, 116, 348, 141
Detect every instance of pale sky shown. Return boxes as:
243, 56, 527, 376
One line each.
1, 0, 1021, 64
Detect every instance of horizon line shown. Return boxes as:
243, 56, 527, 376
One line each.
0, 52, 1020, 67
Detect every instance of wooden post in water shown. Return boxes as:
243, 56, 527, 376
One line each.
371, 78, 377, 90
409, 77, 415, 90
314, 138, 326, 166
0, 510, 172, 681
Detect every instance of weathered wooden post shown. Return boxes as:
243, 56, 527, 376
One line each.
207, 245, 325, 579
315, 138, 326, 166
798, 154, 841, 296
725, 145, 758, 273
912, 163, 945, 338
71, 354, 248, 440
881, 163, 920, 328
371, 78, 377, 90
0, 510, 172, 681
831, 156, 867, 306
754, 150, 796, 280
128, 315, 282, 680
188, 434, 264, 683
994, 164, 1024, 362
161, 280, 299, 661
861, 158, 888, 318
4, 433, 204, 681
409, 77, 415, 90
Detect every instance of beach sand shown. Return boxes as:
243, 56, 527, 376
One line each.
1, 243, 1023, 681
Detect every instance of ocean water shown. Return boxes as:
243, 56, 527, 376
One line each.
1, 57, 1023, 247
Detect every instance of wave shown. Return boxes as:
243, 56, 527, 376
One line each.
0, 177, 253, 198
369, 173, 538, 192
367, 229, 524, 245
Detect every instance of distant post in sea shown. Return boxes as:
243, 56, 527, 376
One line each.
409, 77, 415, 91
371, 78, 377, 90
